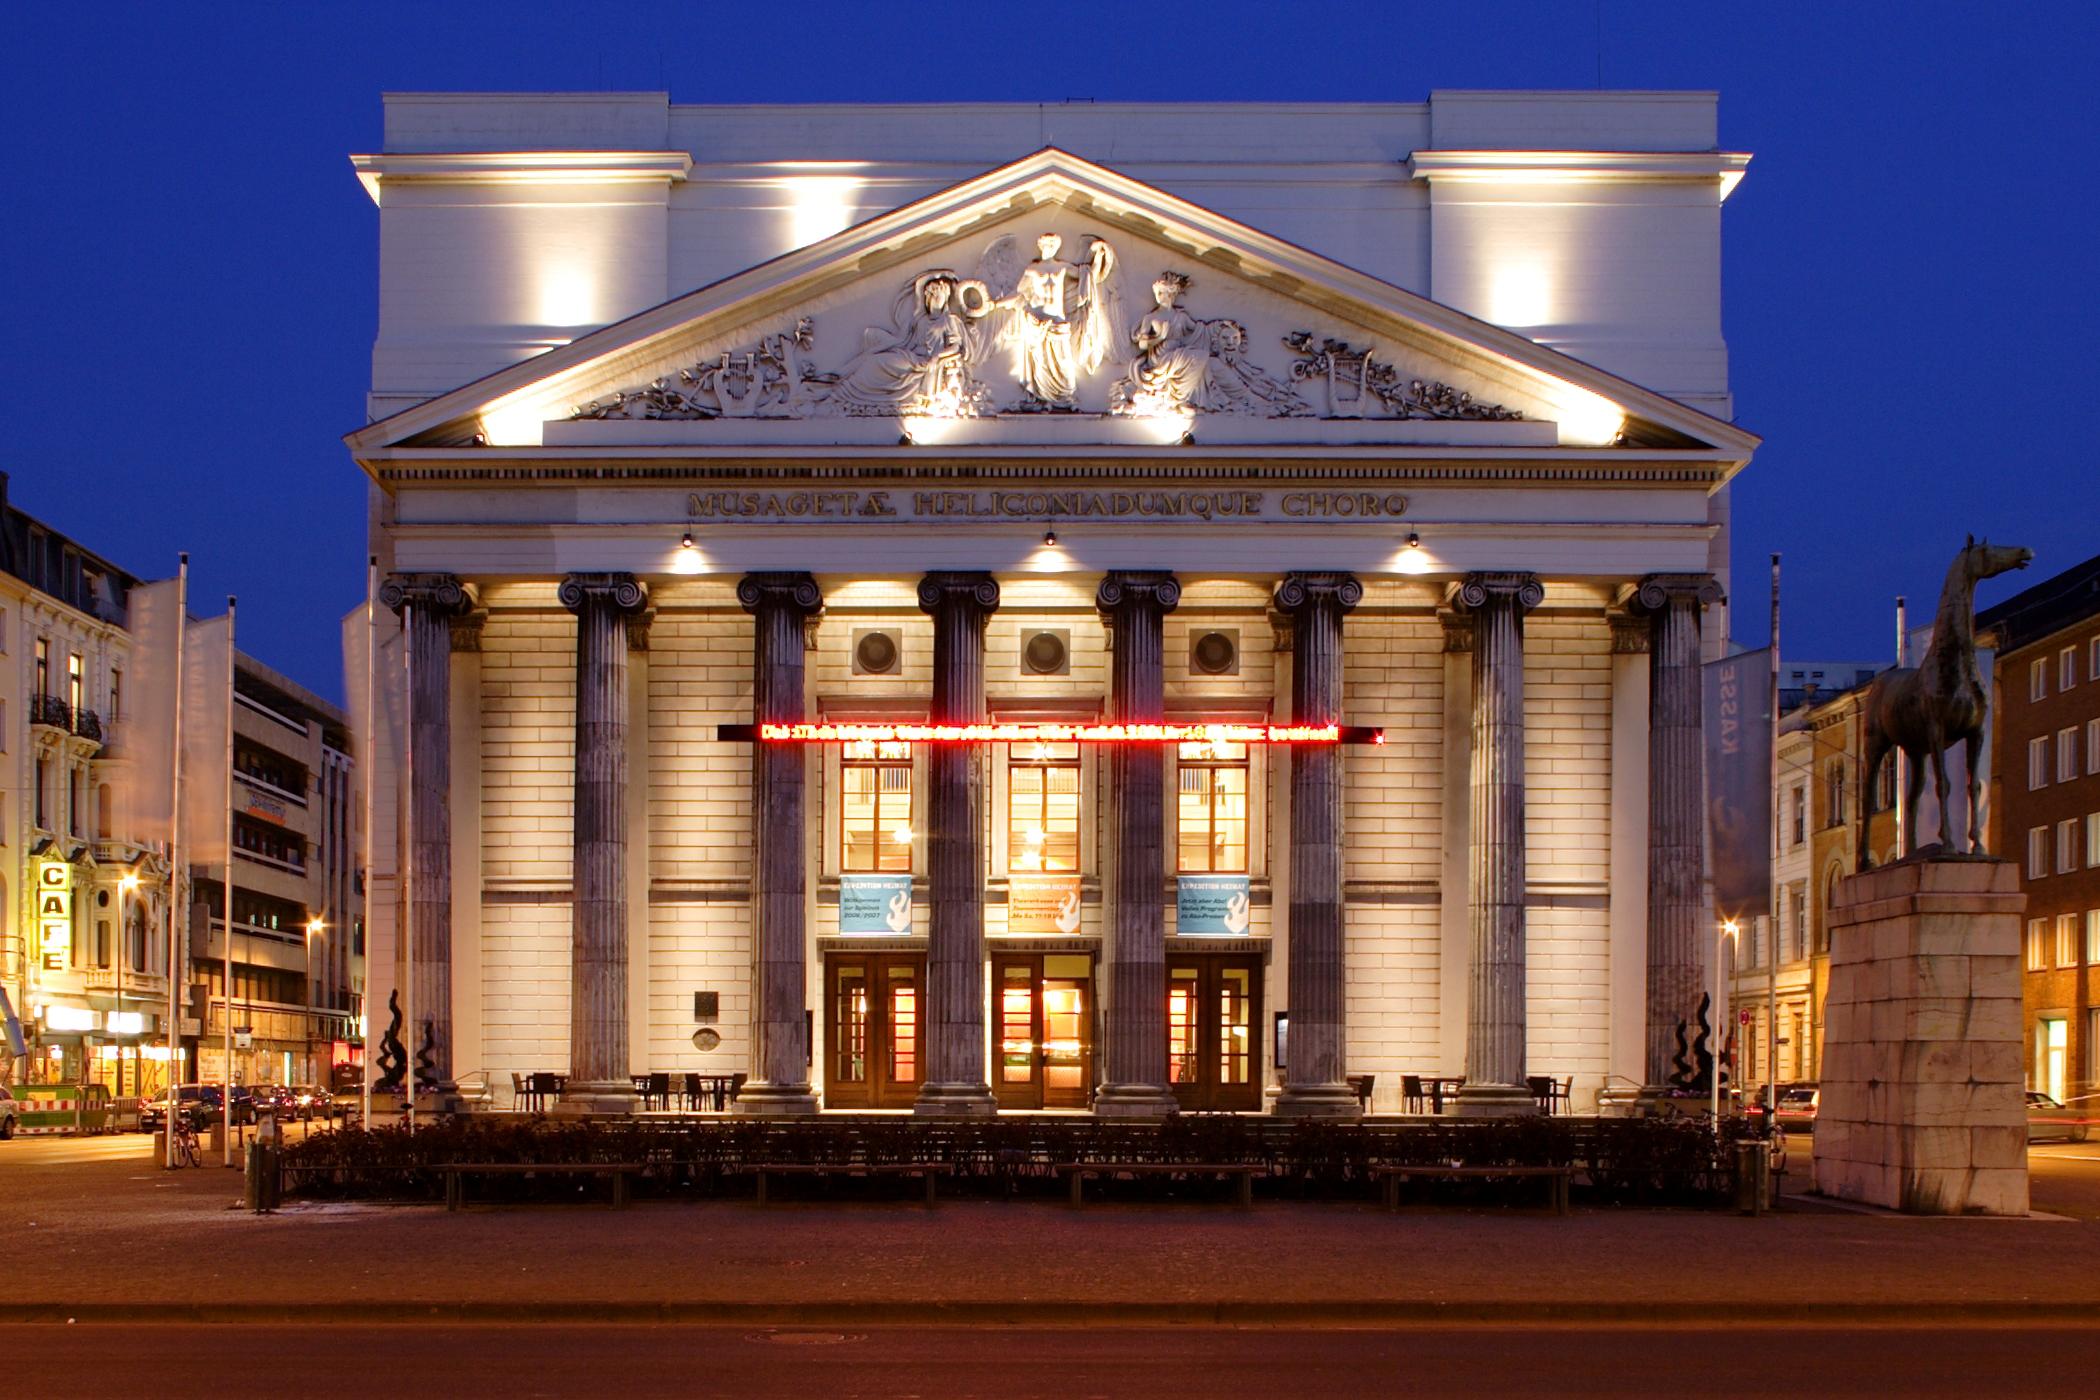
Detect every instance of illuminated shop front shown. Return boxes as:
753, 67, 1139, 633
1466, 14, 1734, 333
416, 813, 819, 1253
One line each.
349, 92, 1754, 1117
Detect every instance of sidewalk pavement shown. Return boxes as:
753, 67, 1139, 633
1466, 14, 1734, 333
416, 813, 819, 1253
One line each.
6, 1137, 2098, 1325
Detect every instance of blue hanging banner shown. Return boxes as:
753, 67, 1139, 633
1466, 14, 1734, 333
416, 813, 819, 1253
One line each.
839, 874, 914, 934
1177, 874, 1253, 935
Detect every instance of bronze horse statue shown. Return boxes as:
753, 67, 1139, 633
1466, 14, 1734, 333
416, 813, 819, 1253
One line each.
1858, 536, 2032, 869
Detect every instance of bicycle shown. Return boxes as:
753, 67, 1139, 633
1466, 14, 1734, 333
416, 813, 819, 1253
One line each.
169, 1115, 202, 1169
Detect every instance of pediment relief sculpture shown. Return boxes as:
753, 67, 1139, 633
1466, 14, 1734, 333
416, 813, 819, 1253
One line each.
569, 231, 1524, 428
1110, 271, 1308, 417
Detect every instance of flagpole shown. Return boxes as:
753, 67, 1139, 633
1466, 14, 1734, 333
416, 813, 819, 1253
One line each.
362, 558, 376, 1131
1767, 554, 1781, 1124
222, 596, 238, 1168
1894, 595, 1908, 856
164, 555, 189, 1169
401, 597, 415, 1134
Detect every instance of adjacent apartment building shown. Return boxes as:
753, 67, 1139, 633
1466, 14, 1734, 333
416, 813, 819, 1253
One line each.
187, 656, 362, 1090
1979, 553, 2100, 1107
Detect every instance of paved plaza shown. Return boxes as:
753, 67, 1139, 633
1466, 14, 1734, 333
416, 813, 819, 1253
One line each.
5, 1134, 2099, 1324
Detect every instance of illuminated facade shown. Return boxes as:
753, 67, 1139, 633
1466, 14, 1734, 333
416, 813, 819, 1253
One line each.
350, 92, 1757, 1115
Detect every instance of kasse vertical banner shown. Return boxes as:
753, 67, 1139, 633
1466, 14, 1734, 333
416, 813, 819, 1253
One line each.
1703, 646, 1773, 919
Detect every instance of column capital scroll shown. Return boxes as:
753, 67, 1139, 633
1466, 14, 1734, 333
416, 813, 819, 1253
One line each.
559, 572, 649, 615
379, 572, 474, 618
1632, 572, 1723, 614
1095, 570, 1181, 616
737, 570, 823, 617
1454, 572, 1544, 614
1273, 571, 1362, 615
917, 570, 1001, 616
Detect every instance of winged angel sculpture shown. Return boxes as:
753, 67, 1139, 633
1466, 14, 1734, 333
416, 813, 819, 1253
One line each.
829, 232, 1123, 416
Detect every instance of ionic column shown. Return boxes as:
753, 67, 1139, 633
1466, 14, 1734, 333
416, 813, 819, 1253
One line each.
557, 572, 649, 1113
914, 571, 1000, 1117
1095, 571, 1181, 1117
1452, 572, 1544, 1116
1272, 571, 1362, 1118
378, 572, 474, 1091
1635, 572, 1724, 1089
734, 572, 823, 1115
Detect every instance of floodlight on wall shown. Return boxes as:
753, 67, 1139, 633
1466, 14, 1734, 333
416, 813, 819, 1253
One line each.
680, 532, 696, 550
1042, 529, 1057, 547
1406, 532, 1421, 549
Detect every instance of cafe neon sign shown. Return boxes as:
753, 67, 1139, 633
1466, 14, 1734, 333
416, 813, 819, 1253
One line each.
717, 722, 1384, 745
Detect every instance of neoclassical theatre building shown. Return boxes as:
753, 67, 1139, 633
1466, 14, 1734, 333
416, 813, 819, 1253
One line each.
348, 91, 1756, 1116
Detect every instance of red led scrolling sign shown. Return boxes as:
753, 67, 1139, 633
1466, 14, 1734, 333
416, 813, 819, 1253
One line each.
713, 722, 1386, 745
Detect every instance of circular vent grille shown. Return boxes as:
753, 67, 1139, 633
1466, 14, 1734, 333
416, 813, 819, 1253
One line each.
854, 631, 900, 675
1023, 631, 1069, 675
1191, 630, 1238, 675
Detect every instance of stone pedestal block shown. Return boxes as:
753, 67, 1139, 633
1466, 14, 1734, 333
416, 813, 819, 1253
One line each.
1811, 858, 2029, 1216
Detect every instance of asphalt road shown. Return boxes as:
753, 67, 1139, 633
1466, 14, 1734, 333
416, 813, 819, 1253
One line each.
2028, 1139, 2100, 1219
7, 1323, 2093, 1398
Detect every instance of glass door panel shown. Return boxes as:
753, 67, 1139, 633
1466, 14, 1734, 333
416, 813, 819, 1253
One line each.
885, 962, 920, 1099
1168, 968, 1200, 1087
1041, 977, 1089, 1107
998, 964, 1038, 1106
826, 961, 871, 1108
1217, 967, 1252, 1088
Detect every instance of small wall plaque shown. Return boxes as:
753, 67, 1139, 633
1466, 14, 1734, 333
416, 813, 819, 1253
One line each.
693, 991, 720, 1022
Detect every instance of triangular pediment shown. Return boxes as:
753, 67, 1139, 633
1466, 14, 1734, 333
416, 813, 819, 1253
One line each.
348, 149, 1756, 462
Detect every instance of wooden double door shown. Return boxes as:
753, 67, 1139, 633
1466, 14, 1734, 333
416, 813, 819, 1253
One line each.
824, 953, 923, 1109
994, 952, 1096, 1110
1168, 953, 1262, 1111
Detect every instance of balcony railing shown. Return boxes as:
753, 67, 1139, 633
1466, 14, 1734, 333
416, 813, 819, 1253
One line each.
73, 707, 102, 743
30, 693, 71, 729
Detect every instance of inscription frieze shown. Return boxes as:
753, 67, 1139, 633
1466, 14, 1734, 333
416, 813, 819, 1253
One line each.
684, 487, 1409, 524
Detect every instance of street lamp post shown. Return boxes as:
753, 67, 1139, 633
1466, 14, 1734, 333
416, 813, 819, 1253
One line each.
1714, 919, 1740, 1130
118, 872, 140, 1098
305, 915, 323, 1087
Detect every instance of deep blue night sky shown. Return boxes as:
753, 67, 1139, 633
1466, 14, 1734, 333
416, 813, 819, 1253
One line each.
5, 2, 2095, 700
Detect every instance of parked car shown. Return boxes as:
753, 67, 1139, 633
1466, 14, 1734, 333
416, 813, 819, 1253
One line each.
139, 1084, 258, 1131
247, 1085, 296, 1119
286, 1085, 336, 1121
0, 1085, 18, 1140
1774, 1084, 1818, 1133
2027, 1091, 2090, 1143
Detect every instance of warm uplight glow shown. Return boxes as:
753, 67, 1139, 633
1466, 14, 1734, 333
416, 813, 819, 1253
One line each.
781, 175, 864, 248
1487, 262, 1553, 327
1549, 383, 1625, 447
479, 400, 548, 448
730, 721, 1384, 745
535, 264, 602, 328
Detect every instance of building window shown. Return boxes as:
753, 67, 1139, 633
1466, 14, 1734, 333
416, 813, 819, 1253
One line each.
1176, 739, 1249, 873
67, 653, 83, 715
2089, 718, 2100, 775
1009, 742, 1081, 873
2088, 812, 2100, 868
1873, 757, 1896, 813
2060, 819, 2080, 875
2063, 646, 2080, 691
2086, 909, 2100, 965
1827, 764, 1847, 826
2031, 658, 2048, 702
34, 757, 49, 829
109, 669, 122, 724
35, 637, 49, 697
1789, 885, 1807, 961
2058, 913, 2080, 968
840, 740, 913, 873
2030, 736, 2051, 791
69, 769, 83, 837
2026, 918, 2047, 971
2091, 636, 2100, 684
2028, 827, 2048, 880
2036, 1017, 2068, 1100
2089, 1009, 2100, 1088
96, 783, 112, 840
1790, 787, 1806, 846
2060, 727, 2080, 784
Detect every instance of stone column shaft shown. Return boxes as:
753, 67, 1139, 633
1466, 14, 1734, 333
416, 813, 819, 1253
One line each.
558, 572, 648, 1112
915, 572, 1000, 1116
379, 572, 472, 1090
1454, 573, 1543, 1116
1095, 571, 1181, 1117
1638, 573, 1723, 1088
1273, 571, 1362, 1118
736, 573, 822, 1114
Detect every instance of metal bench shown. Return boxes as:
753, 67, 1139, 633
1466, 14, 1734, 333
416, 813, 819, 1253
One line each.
1371, 1163, 1572, 1215
441, 1162, 641, 1211
749, 1161, 951, 1207
1056, 1161, 1261, 1210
